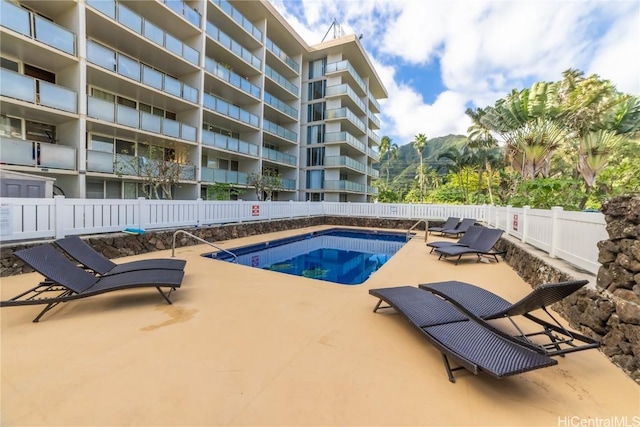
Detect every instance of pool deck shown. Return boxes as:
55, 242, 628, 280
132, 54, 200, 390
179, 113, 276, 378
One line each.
1, 225, 638, 426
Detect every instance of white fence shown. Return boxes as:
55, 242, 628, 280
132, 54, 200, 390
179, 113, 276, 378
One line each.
0, 197, 608, 274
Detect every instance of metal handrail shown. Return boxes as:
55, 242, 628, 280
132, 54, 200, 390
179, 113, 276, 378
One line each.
172, 230, 237, 262
407, 219, 429, 242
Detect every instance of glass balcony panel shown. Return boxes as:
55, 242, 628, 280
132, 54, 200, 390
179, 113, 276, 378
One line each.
248, 143, 259, 156
183, 6, 201, 27
181, 124, 196, 141
216, 98, 228, 115
0, 69, 35, 103
39, 143, 76, 170
117, 54, 141, 81
1, 0, 31, 36
202, 93, 216, 110
142, 65, 163, 89
183, 45, 199, 65
34, 15, 75, 55
201, 166, 214, 182
143, 20, 164, 45
39, 81, 77, 113
88, 96, 115, 121
164, 75, 181, 97
117, 4, 142, 34
115, 153, 139, 175
164, 0, 183, 16
180, 165, 196, 180
87, 41, 116, 70
227, 170, 238, 183
87, 0, 116, 19
213, 168, 226, 182
281, 178, 295, 190
182, 84, 198, 103
0, 138, 34, 166
228, 105, 239, 120
164, 33, 182, 56
87, 150, 115, 173
140, 111, 161, 133
116, 104, 140, 128
162, 118, 180, 138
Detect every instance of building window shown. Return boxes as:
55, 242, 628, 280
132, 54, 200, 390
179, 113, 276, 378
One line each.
26, 121, 56, 144
307, 124, 325, 144
306, 170, 324, 189
306, 192, 324, 201
0, 115, 23, 138
306, 147, 325, 166
307, 102, 325, 122
90, 134, 115, 153
309, 58, 326, 79
1, 56, 20, 72
308, 81, 325, 100
339, 193, 347, 202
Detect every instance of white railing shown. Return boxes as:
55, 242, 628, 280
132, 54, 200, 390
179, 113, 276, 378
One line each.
0, 197, 608, 274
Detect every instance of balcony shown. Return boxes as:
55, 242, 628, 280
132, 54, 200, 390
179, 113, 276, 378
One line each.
368, 90, 381, 113
205, 22, 261, 70
263, 119, 297, 143
210, 0, 262, 42
1, 68, 77, 113
263, 92, 298, 120
201, 130, 259, 157
87, 41, 199, 104
326, 84, 367, 115
87, 151, 194, 180
203, 93, 259, 128
265, 65, 299, 97
324, 180, 366, 193
323, 132, 367, 155
368, 110, 381, 129
262, 147, 297, 167
280, 177, 296, 190
368, 147, 380, 161
1, 0, 76, 56
1, 138, 76, 170
368, 167, 380, 179
368, 129, 381, 145
201, 167, 248, 185
325, 107, 365, 133
265, 37, 299, 73
160, 0, 201, 27
325, 60, 366, 95
204, 57, 260, 99
324, 156, 366, 173
87, 96, 197, 141
86, 0, 199, 66
367, 185, 379, 195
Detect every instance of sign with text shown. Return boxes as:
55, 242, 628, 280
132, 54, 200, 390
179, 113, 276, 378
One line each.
251, 205, 260, 216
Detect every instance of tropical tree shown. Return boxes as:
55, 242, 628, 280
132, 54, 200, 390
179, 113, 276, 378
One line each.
437, 145, 475, 203
247, 169, 282, 201
378, 135, 399, 185
412, 133, 428, 202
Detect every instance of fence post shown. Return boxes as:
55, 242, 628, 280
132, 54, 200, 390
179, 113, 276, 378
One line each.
196, 198, 204, 227
505, 205, 512, 235
521, 206, 530, 244
137, 197, 149, 230
54, 195, 66, 239
550, 206, 563, 258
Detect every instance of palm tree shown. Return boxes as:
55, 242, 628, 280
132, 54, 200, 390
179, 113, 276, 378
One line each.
438, 145, 475, 204
378, 135, 399, 185
412, 133, 428, 202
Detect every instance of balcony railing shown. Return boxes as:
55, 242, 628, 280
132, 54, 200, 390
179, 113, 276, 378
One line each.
89, 152, 195, 179
201, 167, 248, 185
263, 92, 298, 119
324, 156, 366, 173
1, 68, 77, 113
323, 132, 367, 154
325, 84, 366, 113
1, 138, 76, 170
262, 119, 297, 143
264, 65, 298, 96
368, 167, 380, 178
368, 90, 381, 113
87, 0, 199, 65
280, 177, 296, 190
201, 130, 259, 157
325, 107, 365, 132
368, 110, 381, 128
87, 40, 198, 104
324, 180, 366, 193
203, 93, 259, 128
160, 0, 201, 27
325, 60, 366, 94
210, 0, 262, 42
265, 37, 299, 73
262, 147, 296, 166
368, 147, 380, 161
367, 185, 379, 195
204, 57, 260, 98
87, 96, 197, 141
368, 129, 381, 145
1, 0, 76, 55
205, 22, 261, 70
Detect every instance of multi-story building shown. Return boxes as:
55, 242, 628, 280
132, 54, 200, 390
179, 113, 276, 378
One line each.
0, 0, 386, 201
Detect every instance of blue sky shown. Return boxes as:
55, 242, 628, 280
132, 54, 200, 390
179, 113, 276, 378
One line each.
270, 0, 640, 146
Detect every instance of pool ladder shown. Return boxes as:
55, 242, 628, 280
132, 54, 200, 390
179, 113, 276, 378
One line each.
407, 219, 429, 242
171, 230, 238, 262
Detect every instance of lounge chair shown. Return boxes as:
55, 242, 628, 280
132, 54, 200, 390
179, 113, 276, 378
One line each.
427, 217, 459, 235
427, 225, 484, 254
55, 235, 185, 276
440, 218, 476, 238
1, 244, 185, 322
370, 286, 557, 382
435, 227, 504, 264
419, 280, 599, 356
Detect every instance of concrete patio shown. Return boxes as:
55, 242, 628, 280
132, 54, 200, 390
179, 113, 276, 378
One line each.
1, 226, 638, 426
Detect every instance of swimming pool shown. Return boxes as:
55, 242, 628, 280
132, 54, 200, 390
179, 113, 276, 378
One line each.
205, 228, 409, 285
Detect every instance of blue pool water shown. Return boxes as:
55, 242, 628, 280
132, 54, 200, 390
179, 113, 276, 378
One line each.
205, 228, 409, 285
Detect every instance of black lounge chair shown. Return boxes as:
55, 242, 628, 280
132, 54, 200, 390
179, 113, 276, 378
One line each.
440, 218, 476, 237
55, 235, 185, 276
427, 217, 459, 235
419, 280, 599, 356
435, 227, 504, 264
427, 225, 484, 254
369, 286, 557, 382
1, 244, 185, 322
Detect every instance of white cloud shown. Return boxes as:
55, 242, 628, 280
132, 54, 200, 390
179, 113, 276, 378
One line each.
269, 0, 640, 145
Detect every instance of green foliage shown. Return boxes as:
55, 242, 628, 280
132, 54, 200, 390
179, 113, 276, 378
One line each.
206, 182, 244, 200
509, 178, 584, 210
246, 169, 282, 201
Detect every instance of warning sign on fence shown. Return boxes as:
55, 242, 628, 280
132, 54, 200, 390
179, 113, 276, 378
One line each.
251, 205, 260, 216
513, 214, 519, 231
